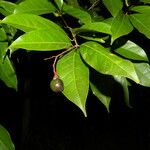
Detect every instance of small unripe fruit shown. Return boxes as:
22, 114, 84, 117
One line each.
50, 77, 64, 93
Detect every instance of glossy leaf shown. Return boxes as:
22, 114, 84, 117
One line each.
9, 29, 72, 51
1, 13, 65, 34
130, 6, 150, 14
111, 12, 133, 41
63, 4, 92, 24
57, 50, 89, 116
14, 0, 56, 15
80, 41, 139, 83
102, 0, 123, 17
0, 28, 7, 41
115, 40, 149, 61
55, 0, 63, 10
0, 42, 17, 90
0, 125, 15, 150
129, 14, 150, 39
0, 1, 16, 16
75, 22, 111, 34
114, 76, 131, 107
134, 63, 150, 87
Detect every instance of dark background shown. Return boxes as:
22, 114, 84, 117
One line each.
0, 42, 150, 150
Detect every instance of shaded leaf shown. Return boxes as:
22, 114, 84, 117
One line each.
0, 125, 15, 150
55, 0, 63, 10
90, 82, 111, 112
114, 76, 131, 107
0, 28, 7, 41
75, 22, 111, 34
102, 0, 123, 17
0, 42, 17, 90
115, 40, 149, 61
78, 35, 107, 43
14, 0, 56, 15
1, 13, 65, 34
129, 14, 150, 39
80, 41, 139, 83
66, 0, 80, 8
90, 72, 112, 112
9, 29, 72, 51
140, 0, 150, 3
0, 1, 16, 16
57, 50, 89, 116
63, 4, 92, 24
134, 63, 150, 87
111, 12, 133, 41
130, 6, 150, 14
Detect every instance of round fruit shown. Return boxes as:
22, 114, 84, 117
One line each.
50, 78, 64, 93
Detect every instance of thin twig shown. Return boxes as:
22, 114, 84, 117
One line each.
88, 0, 100, 10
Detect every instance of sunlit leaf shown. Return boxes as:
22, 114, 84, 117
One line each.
75, 22, 111, 34
129, 14, 150, 39
0, 125, 15, 150
9, 29, 72, 51
1, 13, 65, 34
115, 40, 149, 61
130, 6, 150, 14
80, 41, 139, 83
0, 42, 17, 90
111, 12, 133, 41
134, 63, 150, 87
14, 0, 56, 15
102, 0, 123, 17
57, 50, 89, 116
63, 4, 92, 24
114, 76, 131, 107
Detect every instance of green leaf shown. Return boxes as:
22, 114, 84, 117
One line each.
0, 42, 17, 90
9, 29, 72, 51
140, 0, 150, 4
80, 41, 139, 83
0, 28, 7, 41
90, 72, 112, 112
78, 35, 107, 43
0, 125, 15, 150
115, 40, 149, 61
75, 22, 111, 34
134, 63, 150, 87
57, 50, 89, 116
1, 13, 65, 34
111, 12, 133, 41
0, 1, 16, 16
114, 76, 131, 107
129, 14, 150, 39
66, 0, 80, 8
90, 82, 111, 112
63, 4, 92, 24
55, 0, 63, 10
130, 6, 150, 14
102, 0, 123, 17
14, 0, 56, 15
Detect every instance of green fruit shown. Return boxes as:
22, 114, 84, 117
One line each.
50, 77, 64, 93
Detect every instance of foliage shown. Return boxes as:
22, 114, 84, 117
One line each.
0, 0, 150, 118
0, 125, 15, 150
